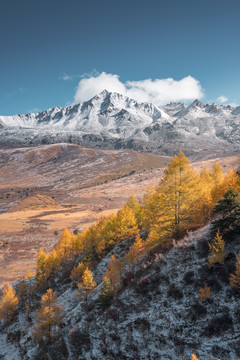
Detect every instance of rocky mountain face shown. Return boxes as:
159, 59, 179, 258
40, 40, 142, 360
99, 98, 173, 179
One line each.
1, 90, 240, 158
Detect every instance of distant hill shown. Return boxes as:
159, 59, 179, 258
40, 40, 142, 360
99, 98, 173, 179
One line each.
0, 143, 170, 192
8, 194, 58, 212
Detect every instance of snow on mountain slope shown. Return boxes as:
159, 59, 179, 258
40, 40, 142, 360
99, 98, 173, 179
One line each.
0, 90, 170, 136
162, 102, 187, 116
0, 90, 240, 158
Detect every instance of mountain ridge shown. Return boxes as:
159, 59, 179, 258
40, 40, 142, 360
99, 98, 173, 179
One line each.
1, 90, 240, 159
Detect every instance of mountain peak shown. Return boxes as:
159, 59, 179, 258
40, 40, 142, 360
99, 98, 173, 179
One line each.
190, 99, 204, 108
99, 89, 111, 96
91, 89, 111, 100
92, 89, 126, 104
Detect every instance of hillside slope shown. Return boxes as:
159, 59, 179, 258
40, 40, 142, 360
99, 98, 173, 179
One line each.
1, 151, 240, 359
0, 225, 240, 359
0, 143, 169, 192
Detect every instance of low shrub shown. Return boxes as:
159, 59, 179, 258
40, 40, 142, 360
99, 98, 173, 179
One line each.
189, 301, 207, 321
197, 238, 209, 258
122, 271, 134, 286
105, 308, 119, 321
183, 270, 194, 285
167, 284, 183, 300
205, 312, 233, 336
48, 337, 68, 360
7, 330, 21, 342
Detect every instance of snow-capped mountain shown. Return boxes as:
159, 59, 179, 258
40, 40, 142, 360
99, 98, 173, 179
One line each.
0, 90, 170, 135
1, 90, 240, 158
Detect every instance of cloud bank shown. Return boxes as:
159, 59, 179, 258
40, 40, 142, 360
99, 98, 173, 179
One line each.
74, 72, 204, 105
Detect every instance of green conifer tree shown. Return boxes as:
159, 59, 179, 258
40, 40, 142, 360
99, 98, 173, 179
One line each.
98, 277, 114, 310
211, 188, 240, 233
230, 251, 240, 289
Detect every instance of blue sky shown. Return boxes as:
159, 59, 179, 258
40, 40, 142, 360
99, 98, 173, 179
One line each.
1, 0, 240, 115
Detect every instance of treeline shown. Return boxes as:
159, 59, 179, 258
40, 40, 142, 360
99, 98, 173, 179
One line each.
1, 151, 240, 347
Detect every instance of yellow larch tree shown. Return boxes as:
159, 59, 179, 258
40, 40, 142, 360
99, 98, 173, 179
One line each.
18, 279, 29, 302
70, 262, 86, 283
19, 272, 35, 305
207, 231, 226, 268
105, 255, 123, 292
0, 285, 19, 322
230, 251, 240, 289
24, 271, 35, 295
145, 224, 173, 251
69, 233, 77, 253
56, 227, 73, 256
191, 354, 198, 360
198, 282, 211, 302
142, 186, 160, 229
77, 268, 97, 300
224, 169, 240, 191
82, 226, 99, 258
209, 161, 239, 206
97, 214, 118, 251
80, 218, 106, 259
200, 166, 213, 184
71, 228, 87, 254
45, 249, 61, 278
125, 233, 146, 268
142, 157, 238, 241
192, 167, 213, 225
126, 195, 143, 226
83, 217, 110, 258
96, 238, 106, 257
143, 151, 201, 246
32, 289, 64, 343
24, 271, 34, 280
211, 161, 224, 183
142, 189, 172, 249
161, 151, 200, 234
98, 276, 114, 310
114, 205, 139, 242
35, 248, 48, 286
210, 161, 225, 203
74, 215, 119, 260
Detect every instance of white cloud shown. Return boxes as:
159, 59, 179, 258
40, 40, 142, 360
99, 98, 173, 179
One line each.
27, 108, 41, 114
74, 71, 204, 105
217, 95, 228, 103
74, 72, 125, 102
60, 73, 73, 81
60, 70, 98, 81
